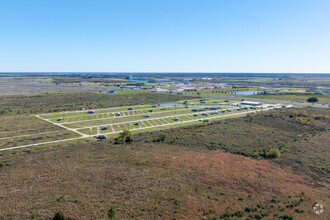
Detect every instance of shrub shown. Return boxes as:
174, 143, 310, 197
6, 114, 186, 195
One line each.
115, 129, 133, 144
279, 214, 294, 220
254, 214, 262, 219
267, 148, 281, 158
244, 207, 257, 212
53, 211, 66, 220
307, 97, 318, 102
234, 210, 244, 217
108, 208, 116, 219
157, 133, 168, 142
0, 162, 11, 167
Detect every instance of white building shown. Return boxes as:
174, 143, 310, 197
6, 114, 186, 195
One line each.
241, 101, 262, 106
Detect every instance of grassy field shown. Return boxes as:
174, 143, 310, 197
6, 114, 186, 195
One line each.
0, 82, 329, 220
0, 115, 64, 137
135, 107, 330, 183
0, 96, 245, 150
186, 87, 261, 96
0, 92, 197, 115
249, 92, 330, 104
52, 77, 130, 84
0, 107, 328, 219
0, 114, 81, 148
46, 104, 256, 138
0, 140, 328, 219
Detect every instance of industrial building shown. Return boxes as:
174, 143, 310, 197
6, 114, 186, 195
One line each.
241, 101, 262, 106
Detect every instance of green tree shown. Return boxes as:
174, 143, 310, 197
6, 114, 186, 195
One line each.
157, 132, 168, 142
115, 129, 133, 144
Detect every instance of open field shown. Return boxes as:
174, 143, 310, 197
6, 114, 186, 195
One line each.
135, 107, 330, 184
0, 138, 328, 219
37, 102, 267, 138
0, 99, 270, 151
0, 92, 196, 115
249, 92, 330, 104
0, 74, 329, 219
0, 77, 101, 96
0, 115, 81, 150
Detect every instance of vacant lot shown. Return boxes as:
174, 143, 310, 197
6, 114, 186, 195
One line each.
0, 107, 328, 219
0, 92, 196, 115
250, 92, 330, 104
0, 115, 63, 137
0, 114, 80, 149
135, 107, 330, 183
0, 142, 328, 219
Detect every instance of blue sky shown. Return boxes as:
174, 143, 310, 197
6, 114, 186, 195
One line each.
0, 0, 329, 73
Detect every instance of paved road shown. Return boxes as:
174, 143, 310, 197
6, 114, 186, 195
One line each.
60, 107, 192, 125
0, 136, 86, 152
65, 107, 241, 130
35, 115, 87, 137
0, 107, 276, 152
0, 130, 64, 140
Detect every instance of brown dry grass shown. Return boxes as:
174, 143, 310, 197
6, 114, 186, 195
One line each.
0, 142, 328, 219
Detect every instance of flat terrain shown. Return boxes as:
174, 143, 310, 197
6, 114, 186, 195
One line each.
0, 99, 266, 151
0, 75, 329, 219
0, 92, 195, 115
0, 142, 329, 219
249, 92, 330, 104
136, 107, 330, 184
0, 107, 328, 219
0, 115, 81, 150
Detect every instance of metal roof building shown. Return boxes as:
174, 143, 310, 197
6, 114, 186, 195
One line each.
241, 101, 262, 106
